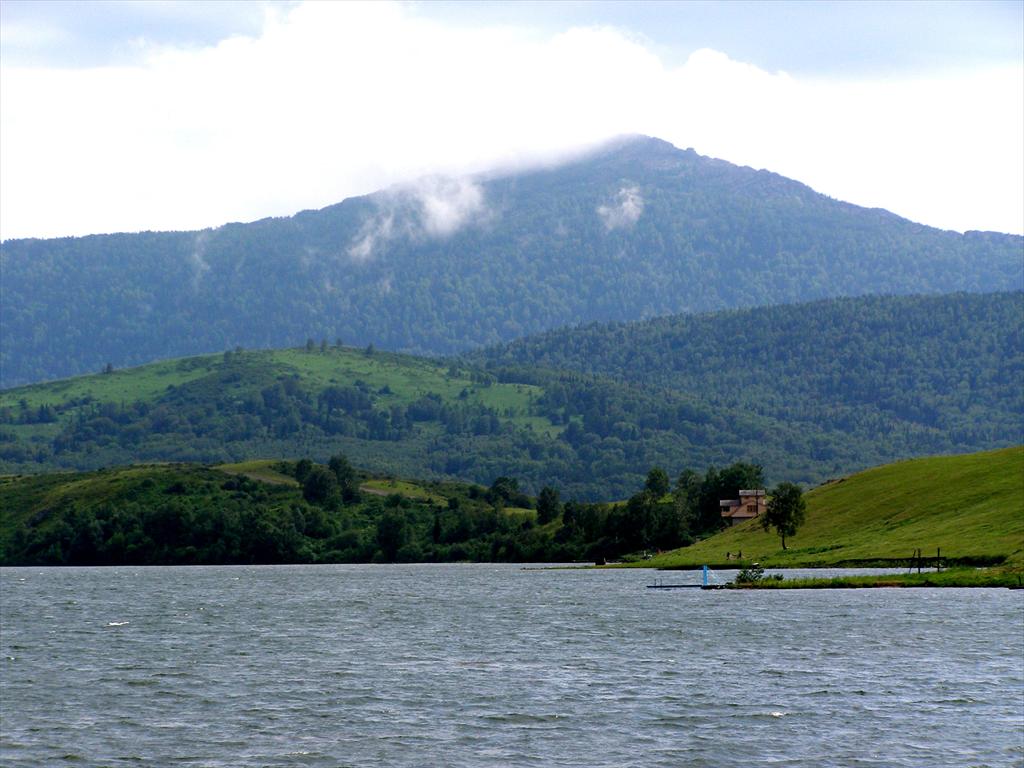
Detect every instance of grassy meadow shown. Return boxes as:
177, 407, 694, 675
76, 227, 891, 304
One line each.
0, 346, 556, 440
648, 447, 1024, 570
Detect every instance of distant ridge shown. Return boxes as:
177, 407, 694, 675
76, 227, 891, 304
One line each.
3, 135, 1021, 387
468, 290, 1023, 463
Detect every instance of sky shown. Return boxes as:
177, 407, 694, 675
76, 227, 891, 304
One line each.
1, 0, 1021, 240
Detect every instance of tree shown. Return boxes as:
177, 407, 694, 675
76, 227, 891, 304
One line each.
487, 476, 519, 506
761, 482, 806, 550
293, 458, 314, 483
302, 466, 339, 507
619, 492, 653, 552
645, 467, 670, 498
674, 468, 701, 501
328, 453, 360, 504
376, 509, 407, 561
718, 463, 764, 495
536, 486, 561, 525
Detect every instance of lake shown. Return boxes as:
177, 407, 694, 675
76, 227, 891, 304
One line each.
1, 564, 1021, 767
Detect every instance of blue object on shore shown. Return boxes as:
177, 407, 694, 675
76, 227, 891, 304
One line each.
703, 565, 709, 587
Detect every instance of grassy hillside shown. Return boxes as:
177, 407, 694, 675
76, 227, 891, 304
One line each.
0, 344, 555, 478
647, 447, 1024, 569
0, 341, 946, 500
0, 346, 542, 431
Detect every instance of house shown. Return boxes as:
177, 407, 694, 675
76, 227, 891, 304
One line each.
720, 489, 766, 526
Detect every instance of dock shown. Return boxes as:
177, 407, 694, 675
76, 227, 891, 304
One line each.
647, 565, 728, 590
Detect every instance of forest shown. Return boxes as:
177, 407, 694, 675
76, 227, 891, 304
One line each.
0, 458, 768, 567
469, 291, 1024, 450
2, 136, 1020, 387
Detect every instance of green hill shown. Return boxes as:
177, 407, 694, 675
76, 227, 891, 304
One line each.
648, 447, 1024, 570
3, 135, 1021, 387
0, 344, 798, 499
2, 293, 1021, 499
470, 291, 1024, 454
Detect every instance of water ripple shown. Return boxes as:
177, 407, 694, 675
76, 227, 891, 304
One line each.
1, 565, 1021, 768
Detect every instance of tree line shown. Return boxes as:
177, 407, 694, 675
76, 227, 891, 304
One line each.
1, 457, 804, 566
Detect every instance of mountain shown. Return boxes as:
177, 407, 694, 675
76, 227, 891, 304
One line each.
0, 294, 1019, 499
2, 135, 1021, 387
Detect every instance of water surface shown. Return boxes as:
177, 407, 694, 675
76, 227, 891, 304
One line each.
2, 565, 1021, 767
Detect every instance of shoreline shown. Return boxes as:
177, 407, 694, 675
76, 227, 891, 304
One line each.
725, 569, 1023, 590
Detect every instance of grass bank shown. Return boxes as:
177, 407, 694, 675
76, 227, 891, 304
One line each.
647, 447, 1023, 574
729, 568, 1023, 589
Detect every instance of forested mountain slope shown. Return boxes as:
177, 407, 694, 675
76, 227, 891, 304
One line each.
469, 292, 1024, 452
3, 136, 1021, 387
2, 291, 1020, 499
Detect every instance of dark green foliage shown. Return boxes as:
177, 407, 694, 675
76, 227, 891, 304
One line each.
486, 476, 531, 508
762, 482, 807, 550
536, 486, 561, 525
0, 461, 711, 566
645, 467, 670, 498
294, 458, 314, 483
329, 453, 361, 504
1, 293, 1019, 500
302, 466, 339, 507
374, 509, 408, 561
0, 466, 326, 565
472, 291, 1024, 474
2, 137, 1020, 388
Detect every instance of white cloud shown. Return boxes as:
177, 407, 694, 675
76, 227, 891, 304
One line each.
188, 230, 210, 288
598, 186, 643, 231
346, 175, 487, 260
1, 1, 1021, 240
347, 212, 394, 262
411, 176, 486, 237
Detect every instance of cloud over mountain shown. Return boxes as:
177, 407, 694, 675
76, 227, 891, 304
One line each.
597, 186, 643, 230
2, 2, 1020, 240
347, 176, 487, 260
